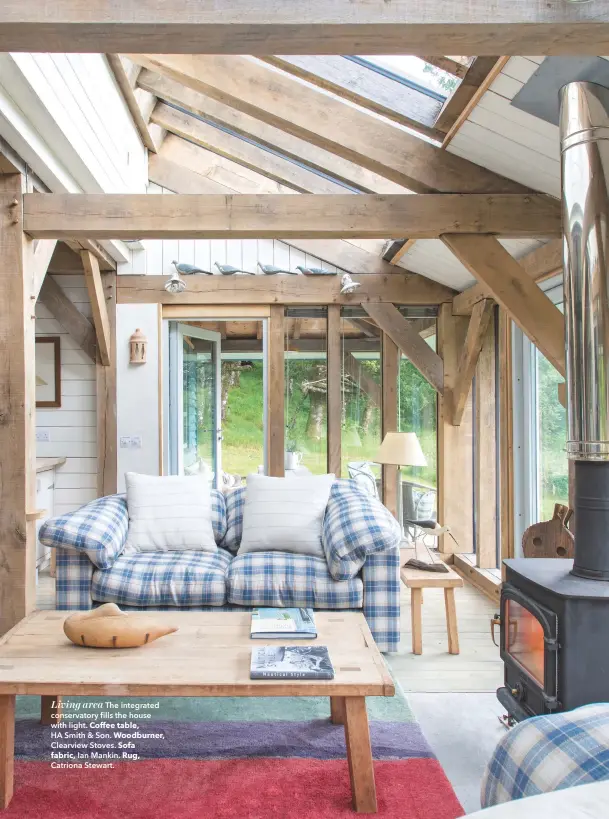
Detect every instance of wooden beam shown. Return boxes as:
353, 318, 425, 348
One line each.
106, 54, 157, 152
451, 299, 494, 425
130, 55, 530, 194
327, 305, 342, 477
0, 173, 37, 634
23, 193, 561, 240
151, 103, 345, 194
149, 153, 235, 196
435, 57, 503, 135
348, 318, 379, 339
117, 273, 454, 307
97, 272, 117, 496
221, 338, 380, 354
452, 238, 563, 315
442, 234, 565, 376
147, 142, 451, 288
437, 304, 474, 554
31, 240, 57, 300
498, 309, 514, 560
2, 3, 607, 54
261, 56, 443, 138
81, 250, 112, 367
268, 305, 285, 477
139, 70, 408, 195
156, 138, 294, 195
66, 239, 116, 272
362, 303, 444, 394
38, 276, 97, 362
442, 58, 511, 147
475, 312, 498, 569
381, 334, 399, 520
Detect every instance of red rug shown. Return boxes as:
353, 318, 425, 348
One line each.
12, 690, 464, 818
8, 759, 463, 818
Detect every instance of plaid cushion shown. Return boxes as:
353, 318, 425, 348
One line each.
210, 488, 227, 545
227, 552, 363, 609
91, 550, 232, 608
223, 486, 246, 552
323, 480, 402, 580
482, 704, 609, 808
39, 495, 128, 569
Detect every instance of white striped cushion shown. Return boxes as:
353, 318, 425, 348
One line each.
124, 473, 217, 553
238, 473, 335, 558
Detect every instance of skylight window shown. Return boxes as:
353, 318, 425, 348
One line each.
350, 56, 464, 101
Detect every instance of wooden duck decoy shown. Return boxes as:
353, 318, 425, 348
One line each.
63, 603, 178, 648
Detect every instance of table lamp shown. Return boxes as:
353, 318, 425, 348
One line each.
375, 432, 427, 531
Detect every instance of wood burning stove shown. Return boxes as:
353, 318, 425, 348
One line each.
497, 559, 609, 721
498, 81, 609, 722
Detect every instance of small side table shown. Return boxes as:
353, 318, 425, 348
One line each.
400, 543, 463, 655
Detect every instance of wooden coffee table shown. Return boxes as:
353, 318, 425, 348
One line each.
0, 610, 393, 813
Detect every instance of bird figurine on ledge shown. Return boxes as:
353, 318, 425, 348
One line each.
171, 260, 211, 276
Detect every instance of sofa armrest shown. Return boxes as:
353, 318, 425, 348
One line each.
361, 544, 400, 653
55, 550, 94, 610
39, 494, 128, 570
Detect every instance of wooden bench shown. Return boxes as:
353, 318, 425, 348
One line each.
400, 542, 463, 655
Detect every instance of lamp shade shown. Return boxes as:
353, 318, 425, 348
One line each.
375, 432, 427, 467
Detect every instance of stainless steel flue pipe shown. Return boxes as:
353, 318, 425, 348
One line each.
560, 81, 609, 579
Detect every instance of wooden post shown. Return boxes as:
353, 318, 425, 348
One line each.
381, 333, 399, 518
437, 304, 474, 554
498, 309, 515, 560
97, 272, 117, 496
475, 312, 498, 568
327, 304, 342, 477
0, 173, 37, 634
268, 305, 285, 477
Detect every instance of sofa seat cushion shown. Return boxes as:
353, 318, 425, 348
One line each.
227, 552, 363, 609
91, 549, 232, 607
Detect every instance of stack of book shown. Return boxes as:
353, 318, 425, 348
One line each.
249, 608, 334, 680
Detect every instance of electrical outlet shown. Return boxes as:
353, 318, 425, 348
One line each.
36, 429, 50, 442
120, 436, 142, 449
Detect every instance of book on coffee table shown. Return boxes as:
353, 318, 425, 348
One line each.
250, 607, 317, 639
250, 645, 334, 680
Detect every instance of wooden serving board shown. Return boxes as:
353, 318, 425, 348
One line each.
522, 503, 574, 559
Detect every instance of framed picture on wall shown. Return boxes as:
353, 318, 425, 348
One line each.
35, 336, 61, 408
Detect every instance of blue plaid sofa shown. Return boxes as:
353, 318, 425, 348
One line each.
482, 704, 609, 808
41, 479, 401, 652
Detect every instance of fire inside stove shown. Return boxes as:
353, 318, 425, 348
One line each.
505, 600, 545, 687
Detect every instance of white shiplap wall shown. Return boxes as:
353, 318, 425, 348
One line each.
35, 274, 97, 516
398, 237, 548, 290
7, 53, 147, 194
446, 57, 560, 198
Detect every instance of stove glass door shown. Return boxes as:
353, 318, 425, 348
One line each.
505, 598, 545, 686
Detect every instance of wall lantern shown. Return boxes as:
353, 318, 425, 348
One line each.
129, 329, 147, 364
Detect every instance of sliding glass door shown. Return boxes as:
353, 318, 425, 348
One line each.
168, 323, 222, 486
